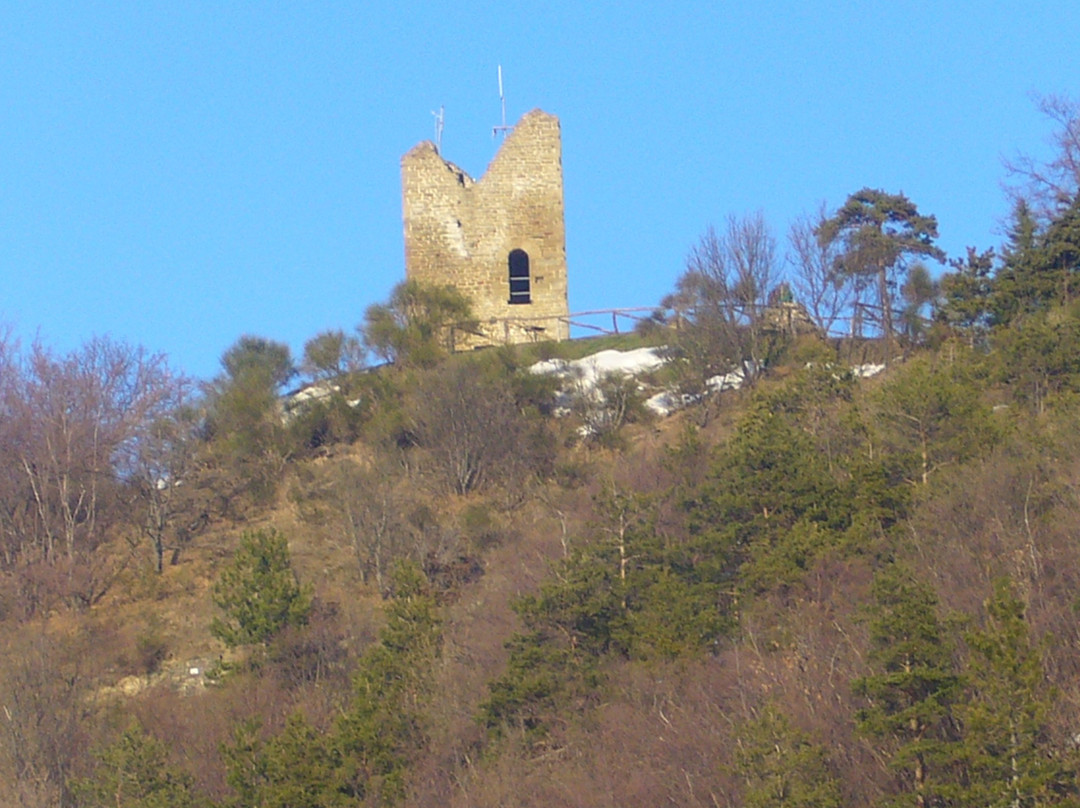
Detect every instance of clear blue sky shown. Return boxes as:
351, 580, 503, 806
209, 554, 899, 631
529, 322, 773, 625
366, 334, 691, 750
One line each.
2, 2, 1078, 380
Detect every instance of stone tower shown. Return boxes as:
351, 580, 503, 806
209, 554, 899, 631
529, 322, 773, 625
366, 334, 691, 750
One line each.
401, 109, 569, 347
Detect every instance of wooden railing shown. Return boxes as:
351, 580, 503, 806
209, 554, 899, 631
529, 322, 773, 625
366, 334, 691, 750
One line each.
449, 302, 932, 346
561, 307, 657, 336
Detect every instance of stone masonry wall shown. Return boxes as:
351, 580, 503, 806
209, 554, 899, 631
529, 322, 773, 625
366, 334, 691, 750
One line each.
401, 109, 569, 347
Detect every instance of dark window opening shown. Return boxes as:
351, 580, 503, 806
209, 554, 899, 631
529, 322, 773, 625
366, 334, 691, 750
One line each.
508, 249, 531, 304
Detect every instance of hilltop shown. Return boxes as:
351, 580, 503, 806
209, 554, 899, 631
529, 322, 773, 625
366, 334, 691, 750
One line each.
5, 112, 1080, 804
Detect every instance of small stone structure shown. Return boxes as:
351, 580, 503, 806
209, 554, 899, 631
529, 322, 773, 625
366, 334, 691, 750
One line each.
401, 109, 570, 348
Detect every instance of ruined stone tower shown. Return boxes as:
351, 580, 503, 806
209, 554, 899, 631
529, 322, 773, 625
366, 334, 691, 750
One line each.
401, 109, 569, 347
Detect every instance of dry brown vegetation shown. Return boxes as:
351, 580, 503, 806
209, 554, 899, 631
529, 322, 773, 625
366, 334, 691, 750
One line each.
4, 328, 1080, 807
8, 150, 1080, 804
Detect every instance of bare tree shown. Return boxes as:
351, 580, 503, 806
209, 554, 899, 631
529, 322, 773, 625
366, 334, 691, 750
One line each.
410, 363, 542, 496
2, 337, 177, 606
0, 631, 93, 808
569, 369, 646, 446
788, 205, 854, 336
0, 328, 33, 569
332, 457, 411, 590
121, 384, 209, 573
1005, 93, 1080, 222
662, 212, 783, 421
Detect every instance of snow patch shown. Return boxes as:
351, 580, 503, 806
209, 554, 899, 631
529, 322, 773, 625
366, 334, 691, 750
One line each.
531, 348, 668, 418
643, 368, 746, 416
286, 381, 341, 406
534, 348, 888, 421
529, 347, 668, 384
530, 347, 756, 419
852, 363, 885, 378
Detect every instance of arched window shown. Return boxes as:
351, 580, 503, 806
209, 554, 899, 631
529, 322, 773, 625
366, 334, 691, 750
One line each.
508, 249, 531, 305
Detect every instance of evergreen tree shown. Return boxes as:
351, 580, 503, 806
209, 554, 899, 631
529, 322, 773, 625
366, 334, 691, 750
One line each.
74, 723, 202, 808
898, 262, 939, 345
872, 355, 997, 485
992, 305, 1080, 414
480, 484, 734, 740
361, 280, 475, 367
994, 196, 1080, 324
210, 528, 312, 649
221, 716, 343, 808
204, 335, 297, 502
852, 567, 962, 807
220, 336, 296, 391
221, 563, 441, 807
1042, 196, 1080, 297
300, 329, 363, 382
733, 704, 843, 808
330, 562, 441, 805
991, 200, 1038, 325
704, 395, 845, 532
817, 189, 945, 345
937, 246, 995, 345
955, 579, 1079, 807
693, 386, 852, 594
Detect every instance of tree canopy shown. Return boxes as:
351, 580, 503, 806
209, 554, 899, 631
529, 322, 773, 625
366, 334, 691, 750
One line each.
361, 280, 474, 367
817, 188, 944, 343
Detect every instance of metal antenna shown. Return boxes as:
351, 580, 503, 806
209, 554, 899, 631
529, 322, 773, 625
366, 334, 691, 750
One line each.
431, 105, 445, 154
492, 65, 513, 139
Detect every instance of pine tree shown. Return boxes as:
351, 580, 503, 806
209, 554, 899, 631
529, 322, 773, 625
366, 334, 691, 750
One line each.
697, 392, 850, 595
221, 715, 344, 808
992, 306, 1080, 414
733, 704, 843, 808
955, 579, 1079, 807
937, 247, 995, 344
205, 336, 296, 502
852, 567, 962, 807
873, 355, 997, 486
993, 199, 1043, 325
74, 723, 202, 808
361, 280, 475, 367
330, 562, 441, 805
210, 528, 312, 649
221, 563, 441, 807
817, 189, 945, 345
994, 196, 1080, 324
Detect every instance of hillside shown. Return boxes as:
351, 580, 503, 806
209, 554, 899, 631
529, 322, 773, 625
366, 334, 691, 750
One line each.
4, 309, 1080, 807
5, 172, 1080, 806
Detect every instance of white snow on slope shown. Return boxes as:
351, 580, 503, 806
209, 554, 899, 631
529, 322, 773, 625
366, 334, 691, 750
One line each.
643, 369, 746, 416
530, 347, 748, 419
529, 347, 669, 417
530, 347, 890, 420
529, 347, 669, 385
852, 363, 885, 378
